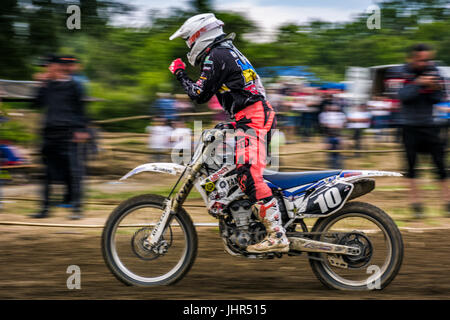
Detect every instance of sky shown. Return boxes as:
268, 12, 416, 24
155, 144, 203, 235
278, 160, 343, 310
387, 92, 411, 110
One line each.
113, 0, 378, 27
111, 0, 379, 42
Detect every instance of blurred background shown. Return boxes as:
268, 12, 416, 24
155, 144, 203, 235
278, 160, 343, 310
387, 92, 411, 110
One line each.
0, 0, 448, 220
0, 1, 449, 219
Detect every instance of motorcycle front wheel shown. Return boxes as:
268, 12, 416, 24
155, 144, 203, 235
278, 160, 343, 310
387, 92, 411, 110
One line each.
102, 194, 198, 286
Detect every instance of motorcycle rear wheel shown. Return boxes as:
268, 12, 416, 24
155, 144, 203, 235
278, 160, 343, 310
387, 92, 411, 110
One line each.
309, 201, 403, 290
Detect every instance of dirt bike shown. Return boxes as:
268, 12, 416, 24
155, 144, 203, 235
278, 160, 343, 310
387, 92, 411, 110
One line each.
102, 128, 404, 290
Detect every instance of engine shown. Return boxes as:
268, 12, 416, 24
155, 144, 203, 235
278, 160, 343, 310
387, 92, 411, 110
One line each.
229, 199, 253, 248
199, 165, 267, 253
220, 199, 267, 253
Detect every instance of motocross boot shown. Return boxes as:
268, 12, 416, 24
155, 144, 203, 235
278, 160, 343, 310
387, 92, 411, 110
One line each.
246, 197, 290, 253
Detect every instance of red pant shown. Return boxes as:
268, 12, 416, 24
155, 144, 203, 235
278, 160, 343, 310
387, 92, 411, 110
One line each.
234, 100, 276, 203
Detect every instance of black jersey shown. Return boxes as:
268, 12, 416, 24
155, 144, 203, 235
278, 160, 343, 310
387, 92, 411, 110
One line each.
176, 39, 266, 117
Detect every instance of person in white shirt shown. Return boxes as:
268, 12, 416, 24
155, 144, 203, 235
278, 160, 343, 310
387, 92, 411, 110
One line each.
319, 104, 347, 169
346, 104, 372, 155
170, 120, 192, 164
146, 118, 173, 162
319, 105, 347, 130
367, 96, 391, 141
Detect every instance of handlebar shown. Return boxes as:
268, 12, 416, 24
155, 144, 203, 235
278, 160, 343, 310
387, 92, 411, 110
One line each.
202, 128, 225, 143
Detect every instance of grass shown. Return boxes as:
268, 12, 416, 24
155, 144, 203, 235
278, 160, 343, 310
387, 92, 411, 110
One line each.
394, 220, 406, 227
384, 207, 414, 223
2, 203, 39, 216
423, 219, 441, 226
419, 184, 439, 191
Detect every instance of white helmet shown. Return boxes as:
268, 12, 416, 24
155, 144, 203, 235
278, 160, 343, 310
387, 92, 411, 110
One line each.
169, 13, 225, 67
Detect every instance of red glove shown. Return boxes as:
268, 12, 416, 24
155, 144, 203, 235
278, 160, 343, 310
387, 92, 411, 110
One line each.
169, 58, 186, 75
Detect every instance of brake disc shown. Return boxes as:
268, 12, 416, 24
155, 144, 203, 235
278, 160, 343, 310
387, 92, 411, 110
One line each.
131, 226, 172, 261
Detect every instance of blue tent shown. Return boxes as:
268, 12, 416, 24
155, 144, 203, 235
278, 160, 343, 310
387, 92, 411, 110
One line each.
256, 66, 319, 81
256, 66, 346, 89
320, 82, 347, 90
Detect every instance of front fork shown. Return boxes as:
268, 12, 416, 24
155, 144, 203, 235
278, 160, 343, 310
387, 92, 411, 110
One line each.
147, 129, 225, 246
147, 160, 203, 246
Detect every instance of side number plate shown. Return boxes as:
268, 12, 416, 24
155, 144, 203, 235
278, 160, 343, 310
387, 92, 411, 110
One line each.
304, 182, 353, 216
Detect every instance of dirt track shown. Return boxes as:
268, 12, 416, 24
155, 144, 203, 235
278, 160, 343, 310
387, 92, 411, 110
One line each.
0, 226, 449, 300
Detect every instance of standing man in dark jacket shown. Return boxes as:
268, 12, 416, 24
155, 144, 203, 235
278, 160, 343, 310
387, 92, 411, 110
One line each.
31, 55, 90, 219
392, 43, 448, 217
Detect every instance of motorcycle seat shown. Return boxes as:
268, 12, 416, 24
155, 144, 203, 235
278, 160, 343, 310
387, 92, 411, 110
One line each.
263, 170, 342, 190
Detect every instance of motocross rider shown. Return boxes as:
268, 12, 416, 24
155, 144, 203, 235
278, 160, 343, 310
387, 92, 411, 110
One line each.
168, 13, 289, 253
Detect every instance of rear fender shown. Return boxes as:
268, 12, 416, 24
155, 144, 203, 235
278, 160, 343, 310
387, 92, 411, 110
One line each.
348, 178, 376, 200
340, 170, 402, 200
340, 170, 402, 181
119, 163, 185, 181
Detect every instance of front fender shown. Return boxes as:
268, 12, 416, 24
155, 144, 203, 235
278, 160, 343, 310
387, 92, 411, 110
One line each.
119, 162, 186, 181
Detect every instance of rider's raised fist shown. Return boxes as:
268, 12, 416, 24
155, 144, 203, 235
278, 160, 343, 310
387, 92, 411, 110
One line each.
169, 58, 186, 75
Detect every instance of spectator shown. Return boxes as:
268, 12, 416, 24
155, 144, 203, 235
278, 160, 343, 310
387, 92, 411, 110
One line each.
153, 92, 176, 121
174, 94, 194, 113
59, 55, 94, 206
394, 43, 448, 218
275, 83, 291, 131
32, 53, 58, 82
61, 55, 90, 88
317, 92, 333, 134
0, 143, 25, 166
367, 95, 391, 141
282, 87, 298, 143
300, 87, 320, 141
346, 104, 372, 155
289, 84, 307, 138
170, 119, 192, 165
266, 83, 283, 113
30, 55, 90, 220
146, 118, 173, 162
306, 87, 322, 137
319, 104, 347, 169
